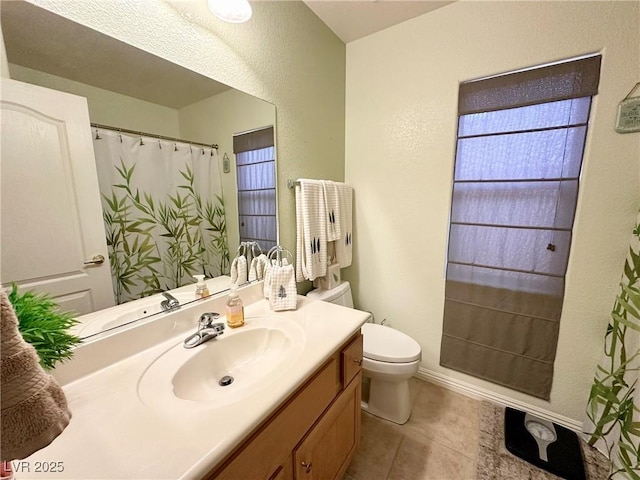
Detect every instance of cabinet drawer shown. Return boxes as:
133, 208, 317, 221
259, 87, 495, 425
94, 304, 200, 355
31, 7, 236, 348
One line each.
341, 333, 363, 387
209, 356, 340, 480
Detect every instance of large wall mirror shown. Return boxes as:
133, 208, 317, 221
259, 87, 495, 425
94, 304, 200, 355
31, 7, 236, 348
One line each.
0, 1, 278, 339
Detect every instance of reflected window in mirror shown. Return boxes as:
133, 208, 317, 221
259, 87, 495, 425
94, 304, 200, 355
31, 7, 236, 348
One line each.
234, 127, 277, 252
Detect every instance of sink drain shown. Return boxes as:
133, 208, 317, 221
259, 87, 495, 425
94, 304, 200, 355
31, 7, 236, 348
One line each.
219, 375, 234, 386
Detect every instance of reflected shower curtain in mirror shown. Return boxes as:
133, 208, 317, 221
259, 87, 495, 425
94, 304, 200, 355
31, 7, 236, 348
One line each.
93, 129, 229, 304
585, 208, 640, 478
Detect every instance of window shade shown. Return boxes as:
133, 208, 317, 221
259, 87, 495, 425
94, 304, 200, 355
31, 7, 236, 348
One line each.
458, 55, 601, 115
235, 141, 277, 251
441, 56, 600, 400
233, 126, 274, 154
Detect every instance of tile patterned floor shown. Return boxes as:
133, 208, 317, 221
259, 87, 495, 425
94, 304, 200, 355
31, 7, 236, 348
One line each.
344, 378, 480, 480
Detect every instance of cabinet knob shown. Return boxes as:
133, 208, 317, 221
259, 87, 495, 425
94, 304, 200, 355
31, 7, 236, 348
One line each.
353, 358, 362, 366
301, 461, 312, 473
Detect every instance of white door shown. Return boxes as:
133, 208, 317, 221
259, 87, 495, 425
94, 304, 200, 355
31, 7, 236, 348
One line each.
1, 78, 115, 314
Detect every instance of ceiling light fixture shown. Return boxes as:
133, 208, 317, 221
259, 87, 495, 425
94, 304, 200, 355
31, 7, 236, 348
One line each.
207, 0, 252, 23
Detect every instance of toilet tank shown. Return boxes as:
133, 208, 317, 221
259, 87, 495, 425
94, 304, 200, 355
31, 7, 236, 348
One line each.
306, 281, 353, 308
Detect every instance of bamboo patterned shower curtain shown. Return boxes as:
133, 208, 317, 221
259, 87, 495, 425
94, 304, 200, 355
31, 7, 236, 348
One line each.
93, 129, 229, 304
585, 208, 640, 479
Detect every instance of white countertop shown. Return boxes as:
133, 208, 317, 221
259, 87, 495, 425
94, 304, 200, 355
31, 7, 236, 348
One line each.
20, 291, 369, 480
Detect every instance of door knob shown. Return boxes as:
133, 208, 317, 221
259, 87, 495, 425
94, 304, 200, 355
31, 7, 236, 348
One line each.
84, 254, 106, 265
301, 461, 312, 473
353, 358, 363, 366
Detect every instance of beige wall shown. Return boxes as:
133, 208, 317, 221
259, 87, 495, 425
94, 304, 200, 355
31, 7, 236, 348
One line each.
178, 89, 276, 256
27, 0, 346, 257
7, 64, 181, 137
345, 0, 640, 423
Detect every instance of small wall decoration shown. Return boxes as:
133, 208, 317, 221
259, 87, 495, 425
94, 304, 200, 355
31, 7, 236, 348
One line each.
223, 153, 231, 173
615, 82, 640, 133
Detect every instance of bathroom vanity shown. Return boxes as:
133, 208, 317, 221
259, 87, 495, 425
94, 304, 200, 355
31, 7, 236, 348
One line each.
19, 282, 369, 480
208, 332, 363, 480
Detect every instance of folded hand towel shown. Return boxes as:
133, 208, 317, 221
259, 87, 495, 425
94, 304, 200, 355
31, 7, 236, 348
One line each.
264, 258, 289, 299
335, 183, 353, 268
269, 264, 297, 311
1, 290, 71, 461
295, 179, 327, 282
230, 255, 248, 285
322, 180, 341, 242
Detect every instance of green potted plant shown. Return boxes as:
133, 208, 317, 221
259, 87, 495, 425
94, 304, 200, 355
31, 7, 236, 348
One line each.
8, 284, 81, 370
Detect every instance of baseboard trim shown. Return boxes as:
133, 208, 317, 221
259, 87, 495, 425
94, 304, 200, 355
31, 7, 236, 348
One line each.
415, 367, 583, 433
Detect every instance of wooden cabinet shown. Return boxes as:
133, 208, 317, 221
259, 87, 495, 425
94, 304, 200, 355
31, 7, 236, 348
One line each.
294, 373, 361, 480
206, 332, 363, 480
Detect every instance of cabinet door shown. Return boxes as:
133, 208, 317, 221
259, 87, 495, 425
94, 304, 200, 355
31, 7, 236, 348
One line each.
294, 373, 362, 480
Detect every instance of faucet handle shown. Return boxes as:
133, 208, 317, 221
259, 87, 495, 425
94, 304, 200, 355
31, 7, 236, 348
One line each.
198, 312, 221, 329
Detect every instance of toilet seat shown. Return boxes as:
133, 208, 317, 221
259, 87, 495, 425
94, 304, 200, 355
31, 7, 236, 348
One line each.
361, 323, 421, 364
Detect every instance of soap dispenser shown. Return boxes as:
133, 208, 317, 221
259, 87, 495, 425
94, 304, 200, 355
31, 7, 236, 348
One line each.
194, 275, 210, 299
226, 284, 245, 328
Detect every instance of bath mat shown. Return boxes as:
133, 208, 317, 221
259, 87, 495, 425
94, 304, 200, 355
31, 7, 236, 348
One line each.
476, 401, 610, 480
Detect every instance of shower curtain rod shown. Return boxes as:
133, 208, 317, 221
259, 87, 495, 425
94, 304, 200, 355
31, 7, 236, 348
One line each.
91, 122, 218, 150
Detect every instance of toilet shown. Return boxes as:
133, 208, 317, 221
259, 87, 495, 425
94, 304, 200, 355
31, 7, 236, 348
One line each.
307, 281, 422, 424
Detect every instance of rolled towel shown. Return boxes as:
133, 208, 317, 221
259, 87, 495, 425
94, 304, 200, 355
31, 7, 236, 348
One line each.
1, 290, 71, 461
269, 264, 297, 311
256, 254, 268, 281
322, 180, 341, 242
335, 183, 353, 268
230, 255, 248, 285
248, 257, 259, 282
230, 256, 239, 284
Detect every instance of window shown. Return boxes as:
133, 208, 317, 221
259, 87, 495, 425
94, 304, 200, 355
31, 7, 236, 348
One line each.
440, 55, 601, 399
233, 126, 277, 252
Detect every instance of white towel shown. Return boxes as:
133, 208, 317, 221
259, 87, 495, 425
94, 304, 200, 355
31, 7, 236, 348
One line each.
335, 183, 353, 268
264, 258, 288, 299
295, 179, 327, 282
256, 254, 268, 281
230, 255, 248, 285
322, 180, 341, 242
269, 264, 297, 311
248, 257, 259, 282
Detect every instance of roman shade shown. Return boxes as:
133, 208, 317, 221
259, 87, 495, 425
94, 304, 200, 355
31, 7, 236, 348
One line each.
440, 55, 601, 400
234, 127, 277, 250
233, 126, 274, 154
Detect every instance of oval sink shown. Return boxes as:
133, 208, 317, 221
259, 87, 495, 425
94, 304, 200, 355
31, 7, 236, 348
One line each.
137, 316, 306, 410
75, 292, 196, 337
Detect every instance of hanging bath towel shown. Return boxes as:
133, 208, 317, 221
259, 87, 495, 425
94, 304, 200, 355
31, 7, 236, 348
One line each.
295, 179, 327, 282
322, 180, 341, 242
230, 255, 248, 285
335, 183, 353, 268
269, 264, 297, 311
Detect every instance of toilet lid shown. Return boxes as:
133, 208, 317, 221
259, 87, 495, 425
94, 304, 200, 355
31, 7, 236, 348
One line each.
361, 323, 421, 363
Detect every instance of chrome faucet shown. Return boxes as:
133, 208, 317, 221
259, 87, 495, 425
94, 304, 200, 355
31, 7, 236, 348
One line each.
183, 312, 225, 349
160, 292, 180, 311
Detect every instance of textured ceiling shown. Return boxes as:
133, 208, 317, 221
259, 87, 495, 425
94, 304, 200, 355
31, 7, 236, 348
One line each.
303, 0, 456, 43
1, 1, 230, 109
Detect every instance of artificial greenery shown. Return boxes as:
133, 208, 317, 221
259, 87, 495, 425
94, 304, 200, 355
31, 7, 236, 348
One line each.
586, 210, 640, 479
8, 284, 81, 370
